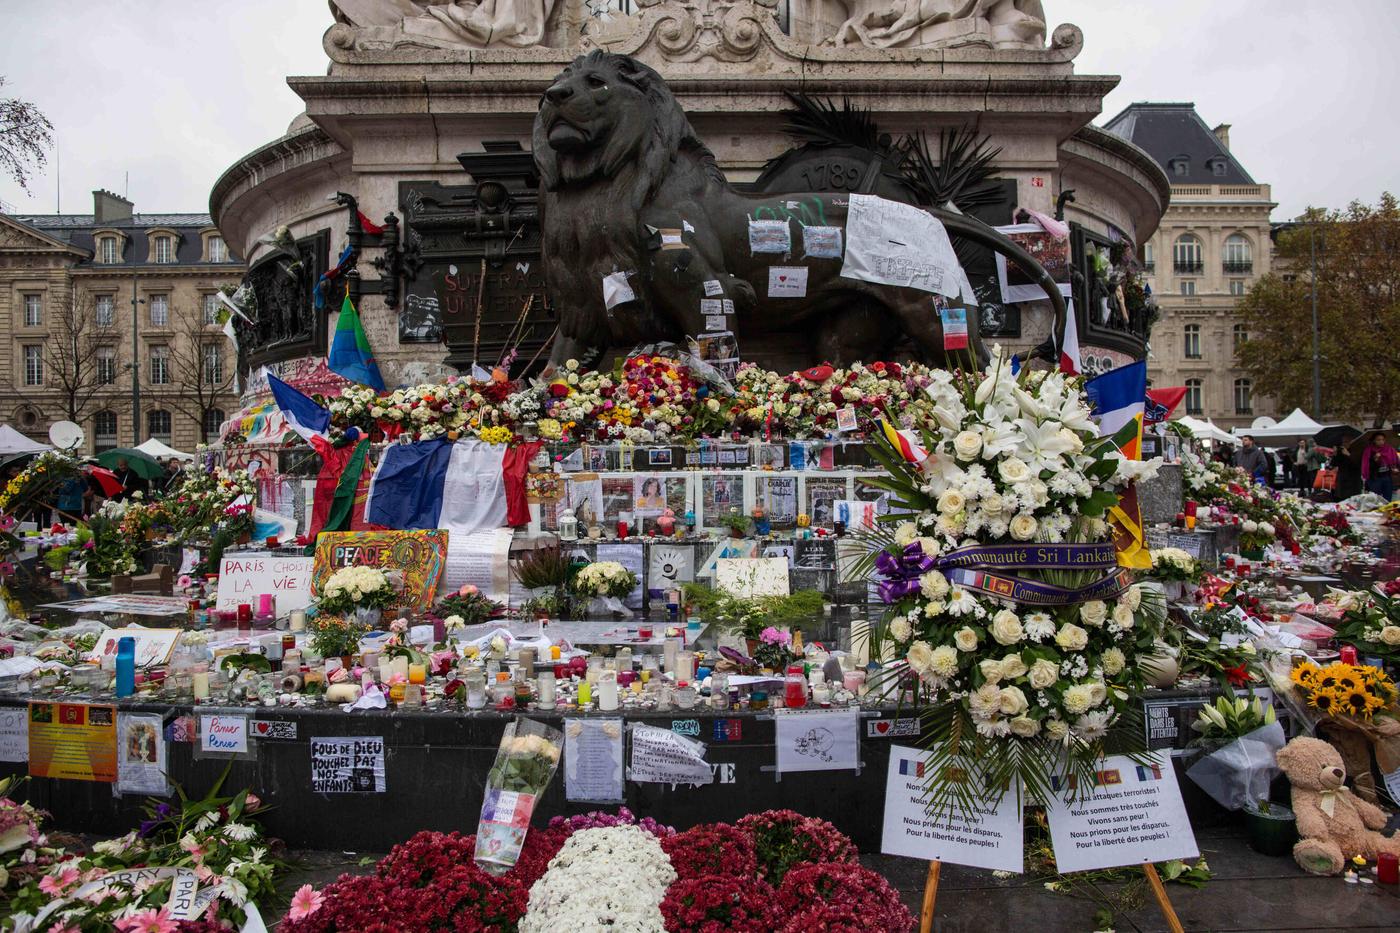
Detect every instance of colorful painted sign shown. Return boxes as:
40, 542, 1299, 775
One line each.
28, 702, 118, 783
311, 530, 448, 611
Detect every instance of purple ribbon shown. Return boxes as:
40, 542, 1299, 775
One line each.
876, 542, 938, 604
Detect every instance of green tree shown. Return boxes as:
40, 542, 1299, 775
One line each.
1236, 193, 1400, 427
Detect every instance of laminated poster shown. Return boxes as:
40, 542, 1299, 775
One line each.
28, 702, 117, 783
310, 736, 387, 793
993, 222, 1073, 304
627, 724, 713, 785
748, 218, 792, 254
117, 712, 170, 796
0, 706, 28, 762
880, 744, 1024, 873
802, 225, 844, 259
775, 710, 859, 773
565, 719, 625, 802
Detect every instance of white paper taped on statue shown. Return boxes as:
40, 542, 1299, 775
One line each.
823, 0, 1046, 51
332, 0, 557, 48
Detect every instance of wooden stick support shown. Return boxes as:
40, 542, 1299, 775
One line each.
918, 859, 942, 933
1142, 863, 1185, 933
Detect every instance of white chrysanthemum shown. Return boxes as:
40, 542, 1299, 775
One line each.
920, 570, 949, 600
1101, 647, 1126, 676
1072, 710, 1114, 742
969, 683, 1003, 720
1023, 612, 1056, 642
890, 616, 913, 643
1062, 684, 1095, 715
929, 645, 959, 677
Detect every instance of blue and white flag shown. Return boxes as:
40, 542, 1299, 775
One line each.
365, 439, 508, 534
267, 373, 331, 443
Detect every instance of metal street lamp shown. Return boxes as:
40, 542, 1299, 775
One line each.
129, 269, 143, 446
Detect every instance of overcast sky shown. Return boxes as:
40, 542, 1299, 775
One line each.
0, 0, 1395, 220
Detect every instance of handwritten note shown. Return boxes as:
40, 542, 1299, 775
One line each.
310, 736, 387, 793
442, 528, 514, 604
0, 707, 27, 762
627, 724, 712, 785
841, 193, 963, 297
199, 714, 248, 755
216, 554, 315, 613
775, 710, 859, 773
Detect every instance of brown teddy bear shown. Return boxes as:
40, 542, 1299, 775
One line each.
1275, 735, 1400, 875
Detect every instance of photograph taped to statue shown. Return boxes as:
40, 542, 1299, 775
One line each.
533, 51, 1067, 373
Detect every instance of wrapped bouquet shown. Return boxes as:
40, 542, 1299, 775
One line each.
476, 718, 563, 876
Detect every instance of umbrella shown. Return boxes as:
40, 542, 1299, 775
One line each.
83, 465, 125, 497
1314, 425, 1361, 450
1347, 428, 1395, 456
94, 448, 164, 480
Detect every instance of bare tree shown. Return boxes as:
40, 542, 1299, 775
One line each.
6, 287, 112, 424
143, 309, 238, 442
0, 77, 53, 194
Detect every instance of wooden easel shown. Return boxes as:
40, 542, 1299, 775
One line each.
917, 860, 1184, 933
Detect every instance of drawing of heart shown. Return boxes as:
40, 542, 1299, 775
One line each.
874, 721, 890, 734
254, 722, 270, 735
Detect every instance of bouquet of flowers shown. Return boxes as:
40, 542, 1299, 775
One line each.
1288, 661, 1397, 721
166, 462, 257, 541
433, 583, 506, 627
476, 718, 563, 876
570, 561, 638, 600
316, 565, 398, 616
860, 351, 1166, 815
1238, 519, 1275, 554
1329, 587, 1400, 667
307, 612, 371, 662
1147, 547, 1201, 583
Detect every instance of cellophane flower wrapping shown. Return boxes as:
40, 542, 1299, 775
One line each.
474, 717, 563, 876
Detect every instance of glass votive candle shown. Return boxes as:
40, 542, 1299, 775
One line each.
408, 662, 426, 685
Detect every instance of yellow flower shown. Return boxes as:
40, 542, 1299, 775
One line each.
1307, 687, 1342, 715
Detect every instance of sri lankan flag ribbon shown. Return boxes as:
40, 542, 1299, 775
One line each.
879, 419, 928, 465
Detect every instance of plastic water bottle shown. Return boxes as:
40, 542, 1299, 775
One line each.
115, 636, 136, 698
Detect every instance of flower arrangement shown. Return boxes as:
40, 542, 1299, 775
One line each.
773, 861, 913, 933
1289, 661, 1397, 720
1328, 587, 1400, 667
863, 352, 1166, 814
432, 583, 505, 627
519, 825, 677, 932
316, 565, 397, 616
1191, 695, 1276, 743
735, 810, 859, 885
1147, 547, 1201, 583
307, 613, 371, 661
165, 462, 257, 542
569, 560, 638, 600
1238, 518, 1276, 554
752, 626, 794, 672
0, 451, 81, 518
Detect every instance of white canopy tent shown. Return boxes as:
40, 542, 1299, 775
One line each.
1231, 408, 1325, 443
135, 438, 194, 461
0, 425, 51, 456
1177, 416, 1241, 446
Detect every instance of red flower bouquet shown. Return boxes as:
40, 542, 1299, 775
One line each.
660, 874, 776, 932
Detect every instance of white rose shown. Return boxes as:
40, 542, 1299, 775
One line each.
990, 610, 1023, 646
998, 457, 1031, 484
1101, 647, 1126, 676
890, 616, 913, 643
1028, 659, 1059, 689
1079, 601, 1108, 627
979, 659, 1005, 684
937, 489, 966, 514
1381, 625, 1400, 646
444, 614, 466, 631
1112, 603, 1135, 629
1009, 513, 1038, 541
980, 492, 1005, 516
906, 640, 936, 676
919, 571, 949, 600
999, 654, 1028, 680
1087, 681, 1108, 706
1009, 715, 1041, 737
1055, 623, 1089, 652
998, 686, 1029, 716
1121, 585, 1142, 611
954, 626, 979, 652
953, 431, 983, 461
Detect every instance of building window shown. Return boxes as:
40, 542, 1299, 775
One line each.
1233, 324, 1248, 352
150, 345, 170, 385
95, 294, 115, 326
1223, 234, 1253, 274
149, 294, 169, 327
1180, 280, 1196, 296
99, 236, 120, 264
22, 294, 42, 327
202, 293, 220, 325
208, 236, 227, 263
97, 347, 117, 385
153, 235, 174, 264
94, 410, 118, 452
202, 407, 225, 441
202, 344, 223, 384
1234, 378, 1253, 415
1141, 243, 1154, 272
1185, 379, 1203, 415
1209, 159, 1228, 177
147, 410, 172, 443
1229, 280, 1246, 296
1173, 234, 1204, 274
1184, 324, 1201, 359
1170, 158, 1189, 177
22, 345, 42, 385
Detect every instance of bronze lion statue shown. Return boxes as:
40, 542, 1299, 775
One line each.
533, 51, 1066, 371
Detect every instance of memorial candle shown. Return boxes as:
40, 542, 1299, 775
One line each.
192, 670, 210, 700
289, 610, 307, 632
408, 662, 426, 685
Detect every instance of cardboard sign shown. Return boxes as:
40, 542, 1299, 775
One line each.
880, 745, 1024, 873
28, 702, 117, 782
90, 628, 182, 668
311, 530, 448, 611
1044, 752, 1199, 872
216, 553, 315, 613
310, 736, 387, 793
0, 707, 28, 762
199, 714, 249, 755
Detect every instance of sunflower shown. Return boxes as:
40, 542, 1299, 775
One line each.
1342, 687, 1382, 718
1307, 687, 1342, 714
1290, 663, 1320, 688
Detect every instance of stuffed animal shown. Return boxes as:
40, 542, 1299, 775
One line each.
1275, 736, 1400, 875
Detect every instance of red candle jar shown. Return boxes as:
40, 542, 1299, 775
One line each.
237, 604, 252, 624
1340, 645, 1358, 665
616, 519, 629, 539
1378, 852, 1398, 884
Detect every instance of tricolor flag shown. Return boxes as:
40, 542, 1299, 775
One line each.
1059, 298, 1081, 376
1085, 361, 1152, 569
328, 293, 386, 392
1135, 763, 1163, 782
879, 419, 928, 465
356, 210, 384, 235
267, 373, 331, 443
365, 438, 507, 535
898, 758, 926, 778
1145, 387, 1187, 426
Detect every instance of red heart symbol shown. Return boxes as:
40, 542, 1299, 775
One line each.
779, 275, 787, 282
875, 721, 890, 734
255, 722, 270, 734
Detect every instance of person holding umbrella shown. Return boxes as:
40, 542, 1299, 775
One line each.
110, 456, 148, 501
1360, 431, 1399, 501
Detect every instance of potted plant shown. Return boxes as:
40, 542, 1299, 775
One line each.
512, 546, 576, 618
1238, 519, 1275, 560
307, 613, 371, 670
1241, 798, 1297, 856
718, 508, 750, 539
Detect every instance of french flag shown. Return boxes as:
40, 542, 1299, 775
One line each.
365, 438, 507, 535
1059, 298, 1081, 376
267, 373, 331, 444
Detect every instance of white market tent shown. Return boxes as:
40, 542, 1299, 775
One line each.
0, 424, 51, 455
135, 437, 194, 461
1230, 408, 1325, 443
1177, 416, 1241, 446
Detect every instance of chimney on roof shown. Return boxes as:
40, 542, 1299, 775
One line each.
1213, 124, 1231, 151
92, 189, 132, 224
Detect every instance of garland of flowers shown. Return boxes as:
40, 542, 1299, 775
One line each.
860, 352, 1166, 817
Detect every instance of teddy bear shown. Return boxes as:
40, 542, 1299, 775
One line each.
1275, 735, 1400, 875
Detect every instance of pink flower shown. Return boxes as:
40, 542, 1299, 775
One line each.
759, 626, 792, 646
244, 792, 261, 810
389, 617, 408, 634
114, 907, 177, 933
177, 575, 193, 589
458, 584, 478, 596
38, 865, 80, 895
288, 883, 324, 920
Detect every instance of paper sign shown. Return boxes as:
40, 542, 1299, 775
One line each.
768, 266, 809, 298
841, 193, 963, 297
602, 271, 636, 309
117, 713, 169, 796
443, 527, 513, 604
715, 557, 790, 598
648, 545, 694, 595
28, 702, 117, 782
833, 499, 878, 531
1384, 766, 1400, 806
880, 744, 1024, 873
179, 548, 199, 575
596, 542, 645, 609
803, 225, 844, 259
867, 717, 919, 739
721, 299, 734, 314
703, 279, 724, 296
994, 222, 1073, 304
199, 714, 249, 754
252, 719, 298, 740
310, 736, 387, 793
940, 305, 969, 351
776, 710, 859, 773
0, 707, 28, 762
90, 627, 182, 669
216, 553, 315, 613
748, 218, 792, 254
628, 724, 713, 785
312, 529, 448, 611
1044, 753, 1198, 872
565, 719, 625, 802
700, 298, 723, 314
705, 315, 727, 331
658, 229, 684, 249
835, 406, 858, 432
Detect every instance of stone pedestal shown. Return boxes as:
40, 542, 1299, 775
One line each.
1139, 463, 1184, 525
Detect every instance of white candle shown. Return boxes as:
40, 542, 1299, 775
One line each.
192, 671, 209, 700
598, 672, 619, 711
